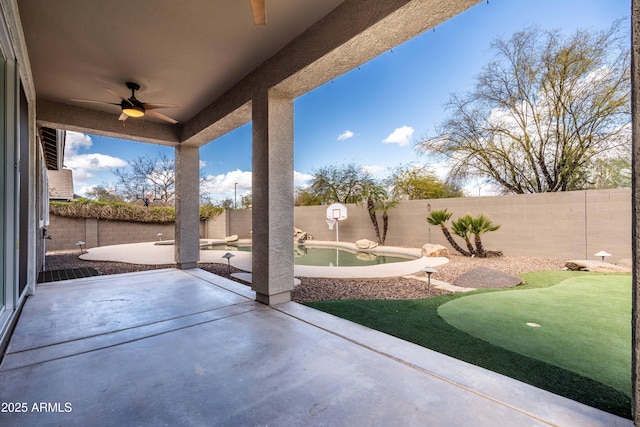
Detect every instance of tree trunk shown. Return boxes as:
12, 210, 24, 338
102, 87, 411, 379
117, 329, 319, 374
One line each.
464, 236, 475, 255
367, 198, 382, 243
474, 234, 486, 258
441, 226, 471, 257
382, 211, 389, 245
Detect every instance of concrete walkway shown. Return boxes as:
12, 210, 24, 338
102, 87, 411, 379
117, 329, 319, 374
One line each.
79, 241, 449, 278
0, 269, 630, 426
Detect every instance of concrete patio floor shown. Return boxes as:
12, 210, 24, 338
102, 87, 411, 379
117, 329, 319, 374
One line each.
0, 269, 630, 426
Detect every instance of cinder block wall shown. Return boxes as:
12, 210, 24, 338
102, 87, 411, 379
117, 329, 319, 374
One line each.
98, 221, 175, 247
46, 217, 175, 251
46, 216, 87, 252
47, 189, 631, 261
291, 189, 631, 262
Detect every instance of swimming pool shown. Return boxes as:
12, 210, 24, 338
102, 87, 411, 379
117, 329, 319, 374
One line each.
202, 244, 414, 267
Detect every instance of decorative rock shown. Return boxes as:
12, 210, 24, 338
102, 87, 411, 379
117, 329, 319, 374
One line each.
453, 267, 523, 289
224, 235, 239, 242
565, 260, 630, 273
422, 244, 449, 258
616, 258, 632, 269
355, 239, 378, 249
294, 227, 312, 243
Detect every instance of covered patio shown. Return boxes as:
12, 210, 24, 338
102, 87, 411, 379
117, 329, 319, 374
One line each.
0, 269, 628, 426
1, 0, 640, 424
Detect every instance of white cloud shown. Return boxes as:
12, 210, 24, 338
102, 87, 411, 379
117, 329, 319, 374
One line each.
199, 160, 207, 169
64, 131, 93, 158
361, 165, 385, 176
65, 153, 129, 171
337, 130, 354, 141
201, 169, 252, 195
201, 169, 315, 198
63, 132, 129, 196
294, 170, 314, 187
383, 125, 415, 146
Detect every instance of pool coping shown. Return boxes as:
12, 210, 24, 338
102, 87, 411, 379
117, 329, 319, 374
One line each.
79, 241, 449, 278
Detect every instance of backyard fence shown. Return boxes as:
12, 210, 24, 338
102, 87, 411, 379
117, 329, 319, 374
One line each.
47, 188, 631, 262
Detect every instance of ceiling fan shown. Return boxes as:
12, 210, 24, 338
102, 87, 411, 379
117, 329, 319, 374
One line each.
250, 0, 266, 25
71, 82, 178, 124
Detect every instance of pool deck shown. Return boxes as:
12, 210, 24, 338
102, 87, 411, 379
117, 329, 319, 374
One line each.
79, 241, 449, 279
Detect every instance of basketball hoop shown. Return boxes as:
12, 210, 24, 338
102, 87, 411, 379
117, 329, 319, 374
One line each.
325, 203, 347, 242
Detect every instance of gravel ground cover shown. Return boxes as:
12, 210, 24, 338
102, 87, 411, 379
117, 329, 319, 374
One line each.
44, 250, 565, 303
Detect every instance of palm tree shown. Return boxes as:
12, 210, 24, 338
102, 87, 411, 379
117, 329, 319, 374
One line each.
451, 214, 475, 256
355, 183, 387, 243
426, 209, 471, 256
375, 198, 399, 245
468, 214, 501, 258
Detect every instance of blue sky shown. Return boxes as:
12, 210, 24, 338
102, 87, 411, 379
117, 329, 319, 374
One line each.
65, 0, 630, 200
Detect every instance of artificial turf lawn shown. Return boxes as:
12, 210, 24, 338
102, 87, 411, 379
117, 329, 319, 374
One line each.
438, 274, 631, 393
307, 271, 632, 418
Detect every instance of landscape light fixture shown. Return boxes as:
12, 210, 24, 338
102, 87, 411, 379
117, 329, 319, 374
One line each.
222, 252, 235, 274
75, 240, 86, 254
423, 266, 437, 290
594, 251, 611, 263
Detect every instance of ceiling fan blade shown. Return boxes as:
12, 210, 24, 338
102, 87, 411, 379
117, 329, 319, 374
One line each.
118, 112, 129, 121
250, 0, 266, 25
146, 109, 178, 124
142, 103, 179, 110
70, 98, 120, 106
105, 87, 133, 105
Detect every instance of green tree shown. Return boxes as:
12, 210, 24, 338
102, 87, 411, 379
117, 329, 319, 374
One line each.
417, 22, 630, 193
294, 188, 324, 206
239, 193, 252, 209
386, 164, 463, 200
307, 163, 372, 204
303, 163, 397, 243
85, 185, 125, 203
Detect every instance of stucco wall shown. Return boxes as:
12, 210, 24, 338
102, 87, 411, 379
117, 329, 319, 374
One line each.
47, 189, 631, 261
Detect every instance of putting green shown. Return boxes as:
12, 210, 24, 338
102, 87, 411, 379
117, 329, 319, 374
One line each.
438, 275, 631, 393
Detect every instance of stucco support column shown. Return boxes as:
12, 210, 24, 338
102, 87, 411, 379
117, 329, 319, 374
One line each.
175, 144, 200, 269
251, 90, 294, 305
632, 1, 640, 422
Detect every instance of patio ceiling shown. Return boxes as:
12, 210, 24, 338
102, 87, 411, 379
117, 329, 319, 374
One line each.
16, 0, 481, 147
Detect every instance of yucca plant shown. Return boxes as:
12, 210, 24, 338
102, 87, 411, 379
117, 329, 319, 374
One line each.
426, 209, 471, 256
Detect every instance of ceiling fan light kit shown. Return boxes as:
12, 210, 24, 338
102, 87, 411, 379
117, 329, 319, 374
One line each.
122, 104, 145, 118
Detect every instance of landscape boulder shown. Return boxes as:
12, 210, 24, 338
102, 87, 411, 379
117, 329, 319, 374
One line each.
453, 267, 523, 289
355, 239, 378, 249
294, 228, 311, 243
564, 260, 631, 273
422, 244, 449, 258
